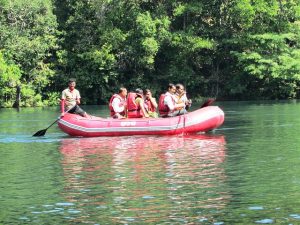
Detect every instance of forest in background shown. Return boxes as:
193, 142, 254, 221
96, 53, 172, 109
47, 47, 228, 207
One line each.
1, 0, 300, 107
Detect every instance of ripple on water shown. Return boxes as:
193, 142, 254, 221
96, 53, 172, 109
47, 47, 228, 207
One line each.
142, 195, 155, 199
0, 134, 71, 143
290, 214, 300, 219
255, 219, 274, 224
214, 222, 224, 225
67, 209, 81, 214
249, 206, 264, 210
55, 202, 75, 206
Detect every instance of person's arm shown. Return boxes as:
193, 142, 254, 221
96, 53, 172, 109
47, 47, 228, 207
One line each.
61, 91, 66, 116
183, 94, 192, 110
60, 99, 65, 116
150, 97, 158, 109
76, 90, 81, 105
136, 98, 149, 118
172, 95, 185, 110
112, 98, 124, 113
175, 102, 185, 110
165, 96, 175, 111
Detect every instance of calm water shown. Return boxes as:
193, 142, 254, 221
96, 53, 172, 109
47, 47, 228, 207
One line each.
1, 101, 300, 224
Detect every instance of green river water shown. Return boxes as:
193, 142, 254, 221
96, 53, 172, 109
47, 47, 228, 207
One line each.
1, 101, 300, 224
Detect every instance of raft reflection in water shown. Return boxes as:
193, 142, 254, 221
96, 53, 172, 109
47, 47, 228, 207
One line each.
59, 134, 230, 224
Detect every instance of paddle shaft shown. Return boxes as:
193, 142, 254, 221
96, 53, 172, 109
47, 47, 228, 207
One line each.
200, 98, 215, 108
49, 106, 75, 129
44, 118, 60, 130
32, 105, 75, 136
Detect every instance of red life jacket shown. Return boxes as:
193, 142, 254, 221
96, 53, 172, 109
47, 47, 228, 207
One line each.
144, 98, 155, 112
158, 93, 175, 116
108, 94, 126, 117
127, 92, 143, 118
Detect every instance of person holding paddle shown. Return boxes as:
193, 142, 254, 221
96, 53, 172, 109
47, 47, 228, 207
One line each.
33, 78, 87, 136
61, 78, 87, 117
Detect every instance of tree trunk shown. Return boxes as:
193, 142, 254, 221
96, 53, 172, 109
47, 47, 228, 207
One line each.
13, 85, 21, 108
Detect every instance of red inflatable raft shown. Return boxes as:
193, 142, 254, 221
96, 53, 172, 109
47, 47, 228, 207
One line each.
57, 106, 224, 137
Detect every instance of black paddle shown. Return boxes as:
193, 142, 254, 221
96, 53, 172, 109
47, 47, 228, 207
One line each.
32, 106, 74, 137
200, 98, 215, 108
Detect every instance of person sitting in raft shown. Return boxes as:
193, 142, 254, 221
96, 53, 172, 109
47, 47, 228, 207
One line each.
127, 88, 149, 118
143, 89, 158, 118
109, 87, 127, 119
158, 83, 185, 117
175, 83, 192, 113
61, 78, 88, 117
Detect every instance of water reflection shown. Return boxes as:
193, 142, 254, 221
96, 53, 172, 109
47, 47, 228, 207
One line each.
59, 134, 229, 224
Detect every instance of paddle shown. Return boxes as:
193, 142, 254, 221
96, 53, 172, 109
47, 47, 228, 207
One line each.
32, 106, 74, 137
200, 98, 215, 108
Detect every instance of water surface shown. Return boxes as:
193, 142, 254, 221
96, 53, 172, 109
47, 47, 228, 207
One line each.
1, 101, 300, 224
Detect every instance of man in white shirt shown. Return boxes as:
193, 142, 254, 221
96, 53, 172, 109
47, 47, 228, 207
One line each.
61, 78, 87, 117
109, 87, 127, 119
161, 84, 185, 117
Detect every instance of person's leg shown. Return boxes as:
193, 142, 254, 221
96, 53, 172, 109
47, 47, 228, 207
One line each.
74, 106, 88, 117
148, 111, 158, 118
137, 100, 149, 118
177, 109, 187, 116
68, 105, 77, 114
113, 113, 125, 119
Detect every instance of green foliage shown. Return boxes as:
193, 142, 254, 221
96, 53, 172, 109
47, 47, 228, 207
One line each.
136, 12, 157, 36
0, 0, 58, 107
0, 51, 21, 107
43, 92, 60, 106
229, 0, 255, 30
2, 0, 300, 107
231, 31, 300, 98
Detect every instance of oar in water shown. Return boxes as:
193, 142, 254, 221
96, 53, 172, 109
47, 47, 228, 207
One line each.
200, 98, 215, 108
32, 106, 74, 137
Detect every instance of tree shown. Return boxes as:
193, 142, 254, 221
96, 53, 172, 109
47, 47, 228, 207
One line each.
0, 0, 59, 106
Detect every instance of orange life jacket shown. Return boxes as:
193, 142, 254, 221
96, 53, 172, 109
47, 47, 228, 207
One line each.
108, 94, 126, 117
176, 94, 184, 110
127, 92, 143, 118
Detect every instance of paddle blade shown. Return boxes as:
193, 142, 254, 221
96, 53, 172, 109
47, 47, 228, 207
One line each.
200, 98, 215, 108
32, 129, 47, 137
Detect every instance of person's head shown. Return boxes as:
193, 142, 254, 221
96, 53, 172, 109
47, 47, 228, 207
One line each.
135, 88, 143, 97
144, 89, 152, 99
68, 78, 76, 91
119, 87, 127, 98
176, 83, 185, 95
167, 83, 176, 94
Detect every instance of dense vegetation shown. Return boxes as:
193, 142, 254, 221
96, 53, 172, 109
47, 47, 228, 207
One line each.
1, 0, 300, 107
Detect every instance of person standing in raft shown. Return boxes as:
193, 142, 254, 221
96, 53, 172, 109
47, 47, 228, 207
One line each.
158, 83, 185, 117
144, 89, 158, 118
175, 83, 192, 113
109, 87, 127, 119
61, 78, 88, 117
